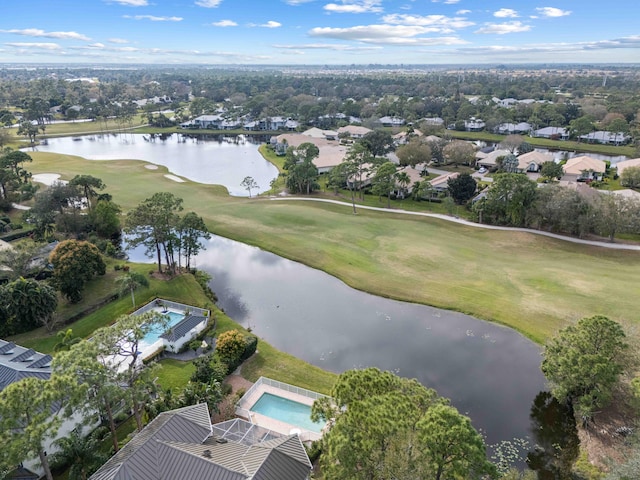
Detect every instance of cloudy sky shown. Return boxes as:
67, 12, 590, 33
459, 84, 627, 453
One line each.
1, 0, 639, 65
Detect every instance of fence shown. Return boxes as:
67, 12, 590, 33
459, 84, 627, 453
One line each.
132, 298, 210, 318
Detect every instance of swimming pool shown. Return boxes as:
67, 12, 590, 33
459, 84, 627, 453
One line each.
250, 393, 325, 433
140, 311, 184, 346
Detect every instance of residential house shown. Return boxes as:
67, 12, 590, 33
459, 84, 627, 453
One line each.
336, 125, 371, 139
392, 129, 423, 145
0, 340, 51, 391
180, 115, 224, 129
421, 117, 444, 126
378, 116, 406, 127
0, 340, 86, 478
562, 155, 607, 181
273, 133, 347, 173
464, 117, 485, 132
475, 149, 511, 170
533, 126, 569, 140
516, 151, 554, 173
579, 130, 631, 145
615, 157, 640, 177
429, 171, 459, 193
89, 403, 312, 480
495, 122, 532, 135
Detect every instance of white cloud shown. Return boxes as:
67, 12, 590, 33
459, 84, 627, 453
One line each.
123, 15, 183, 21
273, 43, 382, 51
88, 43, 105, 48
494, 8, 518, 18
324, 0, 383, 14
109, 0, 148, 5
444, 0, 460, 3
5, 42, 62, 50
475, 21, 531, 34
456, 9, 471, 14
309, 24, 468, 45
265, 21, 282, 28
212, 20, 237, 27
1, 28, 90, 41
382, 14, 474, 30
284, 0, 315, 4
536, 7, 571, 17
195, 0, 223, 7
108, 38, 129, 44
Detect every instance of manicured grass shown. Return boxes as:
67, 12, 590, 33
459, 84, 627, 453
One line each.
155, 359, 196, 392
22, 150, 640, 345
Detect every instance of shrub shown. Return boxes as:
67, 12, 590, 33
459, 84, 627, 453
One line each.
191, 354, 228, 384
242, 335, 258, 360
216, 330, 246, 363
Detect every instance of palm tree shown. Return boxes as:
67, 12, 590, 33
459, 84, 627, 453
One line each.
53, 328, 81, 352
116, 271, 149, 308
395, 171, 411, 200
51, 429, 108, 480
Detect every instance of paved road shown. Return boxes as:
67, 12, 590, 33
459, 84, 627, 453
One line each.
269, 196, 640, 251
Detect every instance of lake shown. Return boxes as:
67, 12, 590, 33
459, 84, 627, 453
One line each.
32, 133, 278, 196
128, 235, 547, 451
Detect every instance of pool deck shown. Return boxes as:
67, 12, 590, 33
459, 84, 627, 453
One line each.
236, 383, 324, 442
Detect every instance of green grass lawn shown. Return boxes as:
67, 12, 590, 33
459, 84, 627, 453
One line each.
155, 359, 196, 392
21, 150, 640, 345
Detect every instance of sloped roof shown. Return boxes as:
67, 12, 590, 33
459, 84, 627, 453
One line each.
562, 155, 606, 175
476, 149, 511, 166
337, 125, 371, 136
615, 157, 640, 176
0, 340, 52, 392
430, 171, 459, 190
90, 405, 312, 480
517, 151, 554, 170
160, 315, 207, 343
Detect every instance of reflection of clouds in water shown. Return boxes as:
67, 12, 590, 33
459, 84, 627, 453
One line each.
249, 249, 283, 267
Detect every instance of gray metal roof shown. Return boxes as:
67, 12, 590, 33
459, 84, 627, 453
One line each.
90, 405, 312, 480
0, 339, 51, 392
160, 315, 207, 343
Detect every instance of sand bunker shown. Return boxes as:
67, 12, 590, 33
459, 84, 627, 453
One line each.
144, 164, 159, 170
32, 173, 68, 186
164, 174, 185, 183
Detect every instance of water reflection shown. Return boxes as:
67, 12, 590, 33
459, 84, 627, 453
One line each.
526, 392, 579, 479
31, 133, 278, 196
129, 234, 547, 448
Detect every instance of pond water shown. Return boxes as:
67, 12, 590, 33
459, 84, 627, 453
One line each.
32, 133, 278, 196
128, 235, 547, 450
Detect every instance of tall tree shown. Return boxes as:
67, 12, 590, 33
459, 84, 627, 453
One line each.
360, 130, 394, 158
49, 240, 106, 303
416, 403, 496, 480
0, 277, 58, 334
283, 143, 320, 195
312, 368, 441, 480
540, 161, 564, 181
475, 173, 537, 226
443, 140, 476, 167
541, 315, 629, 422
240, 176, 259, 198
371, 161, 397, 208
447, 173, 477, 204
344, 142, 374, 200
116, 271, 149, 308
396, 139, 431, 167
91, 312, 169, 431
176, 211, 211, 271
69, 175, 106, 210
50, 429, 108, 480
125, 192, 183, 273
0, 376, 71, 480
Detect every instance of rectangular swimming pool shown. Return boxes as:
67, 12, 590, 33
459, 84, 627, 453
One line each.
140, 311, 184, 346
250, 392, 325, 433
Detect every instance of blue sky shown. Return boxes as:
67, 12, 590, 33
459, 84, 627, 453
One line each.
1, 0, 639, 65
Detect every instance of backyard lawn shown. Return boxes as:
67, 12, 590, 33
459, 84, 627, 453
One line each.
22, 150, 640, 344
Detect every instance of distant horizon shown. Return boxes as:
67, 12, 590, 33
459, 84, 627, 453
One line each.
2, 62, 640, 69
2, 0, 639, 65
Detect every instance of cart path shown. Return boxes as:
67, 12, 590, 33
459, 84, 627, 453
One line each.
268, 196, 640, 251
